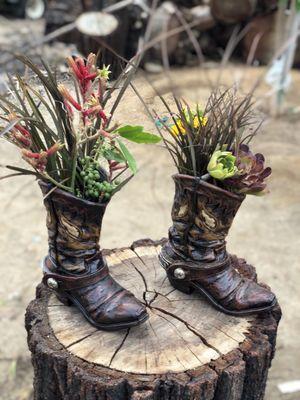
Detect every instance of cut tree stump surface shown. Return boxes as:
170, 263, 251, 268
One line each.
26, 239, 281, 400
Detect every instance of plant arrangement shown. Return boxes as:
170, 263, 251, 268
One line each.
0, 53, 161, 331
155, 90, 271, 195
155, 89, 277, 316
0, 53, 160, 202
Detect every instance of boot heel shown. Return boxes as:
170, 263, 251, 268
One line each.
168, 275, 194, 294
56, 292, 72, 306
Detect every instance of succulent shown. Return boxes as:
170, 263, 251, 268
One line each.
224, 144, 272, 195
207, 150, 238, 180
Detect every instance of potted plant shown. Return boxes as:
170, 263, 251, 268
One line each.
155, 89, 277, 315
0, 53, 161, 330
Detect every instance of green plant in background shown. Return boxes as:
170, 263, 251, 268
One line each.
0, 53, 161, 202
155, 89, 271, 196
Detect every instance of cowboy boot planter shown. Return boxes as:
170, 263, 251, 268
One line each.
159, 175, 277, 316
155, 91, 278, 316
40, 181, 148, 330
0, 54, 163, 332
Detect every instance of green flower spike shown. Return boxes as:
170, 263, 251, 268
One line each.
207, 150, 238, 180
98, 65, 111, 80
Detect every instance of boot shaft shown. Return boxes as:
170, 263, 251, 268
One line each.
39, 181, 107, 273
169, 174, 245, 261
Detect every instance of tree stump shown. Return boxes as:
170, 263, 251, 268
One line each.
25, 239, 281, 400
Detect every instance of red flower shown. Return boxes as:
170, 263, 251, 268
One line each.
66, 54, 98, 100
15, 124, 30, 137
12, 131, 31, 147
58, 84, 82, 111
6, 114, 32, 148
99, 110, 108, 127
46, 142, 62, 156
82, 105, 101, 118
21, 143, 61, 172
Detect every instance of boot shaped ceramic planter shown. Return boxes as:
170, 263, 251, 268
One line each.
159, 174, 277, 316
40, 181, 148, 331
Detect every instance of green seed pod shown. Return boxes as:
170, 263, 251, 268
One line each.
104, 192, 111, 200
84, 176, 89, 182
114, 179, 120, 186
88, 173, 94, 180
80, 171, 86, 177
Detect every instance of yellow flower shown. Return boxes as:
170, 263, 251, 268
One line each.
170, 115, 207, 135
170, 119, 186, 135
193, 115, 208, 128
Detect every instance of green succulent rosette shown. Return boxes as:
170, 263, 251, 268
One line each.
207, 150, 238, 180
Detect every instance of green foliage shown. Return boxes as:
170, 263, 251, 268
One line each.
117, 140, 137, 174
116, 125, 161, 144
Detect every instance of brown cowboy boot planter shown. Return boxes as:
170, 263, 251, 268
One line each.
40, 181, 148, 331
159, 174, 277, 316
0, 54, 162, 330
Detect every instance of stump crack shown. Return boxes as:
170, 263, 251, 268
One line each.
108, 328, 130, 367
147, 317, 187, 369
155, 310, 204, 365
151, 305, 222, 356
66, 330, 98, 349
130, 250, 149, 291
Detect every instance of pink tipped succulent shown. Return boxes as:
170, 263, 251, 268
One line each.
224, 144, 272, 195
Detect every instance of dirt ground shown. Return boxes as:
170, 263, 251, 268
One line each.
0, 20, 299, 400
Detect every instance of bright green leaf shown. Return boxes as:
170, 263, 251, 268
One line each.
102, 148, 126, 164
116, 125, 161, 144
117, 139, 137, 174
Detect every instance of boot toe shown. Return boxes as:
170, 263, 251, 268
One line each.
246, 283, 276, 310
234, 280, 276, 312
95, 291, 148, 326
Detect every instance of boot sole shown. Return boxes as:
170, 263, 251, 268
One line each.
168, 275, 277, 316
56, 292, 149, 331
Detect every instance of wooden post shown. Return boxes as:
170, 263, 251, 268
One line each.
26, 239, 281, 400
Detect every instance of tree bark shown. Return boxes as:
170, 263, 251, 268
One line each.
25, 239, 281, 400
